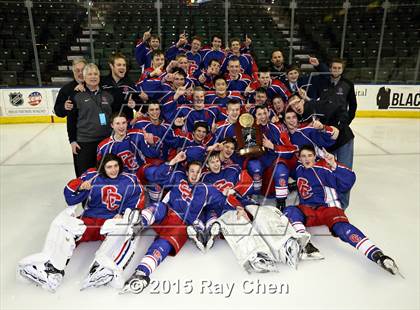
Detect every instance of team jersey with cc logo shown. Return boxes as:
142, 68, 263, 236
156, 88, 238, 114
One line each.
296, 159, 355, 209
97, 129, 161, 173
64, 169, 145, 219
150, 163, 241, 225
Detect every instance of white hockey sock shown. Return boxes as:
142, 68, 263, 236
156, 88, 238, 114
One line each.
275, 186, 288, 199
292, 221, 307, 234
355, 237, 378, 259
141, 208, 155, 226
139, 255, 158, 275
253, 180, 262, 192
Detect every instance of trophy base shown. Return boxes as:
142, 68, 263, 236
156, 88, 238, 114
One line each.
238, 146, 265, 158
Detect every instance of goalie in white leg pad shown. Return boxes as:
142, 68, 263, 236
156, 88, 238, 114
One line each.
17, 153, 147, 292
218, 209, 278, 273
17, 207, 86, 292
81, 208, 142, 290
245, 204, 310, 268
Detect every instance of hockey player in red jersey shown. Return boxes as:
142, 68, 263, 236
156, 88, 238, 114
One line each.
283, 145, 401, 275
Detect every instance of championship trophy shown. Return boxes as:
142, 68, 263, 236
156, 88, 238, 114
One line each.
234, 113, 265, 158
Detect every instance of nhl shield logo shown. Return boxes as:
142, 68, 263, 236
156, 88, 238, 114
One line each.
9, 92, 24, 106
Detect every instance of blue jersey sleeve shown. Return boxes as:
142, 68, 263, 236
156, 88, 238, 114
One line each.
134, 41, 148, 67
119, 175, 145, 212
63, 170, 98, 206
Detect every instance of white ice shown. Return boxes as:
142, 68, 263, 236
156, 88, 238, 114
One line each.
1, 118, 419, 310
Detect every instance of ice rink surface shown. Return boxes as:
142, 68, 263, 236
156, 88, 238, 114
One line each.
1, 118, 419, 310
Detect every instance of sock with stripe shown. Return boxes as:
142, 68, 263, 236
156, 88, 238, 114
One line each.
136, 238, 172, 276
282, 206, 308, 233
140, 202, 168, 227
332, 222, 381, 261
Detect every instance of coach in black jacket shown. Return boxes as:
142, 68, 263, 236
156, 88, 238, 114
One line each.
289, 93, 354, 210
53, 59, 87, 118
53, 58, 87, 176
311, 58, 357, 124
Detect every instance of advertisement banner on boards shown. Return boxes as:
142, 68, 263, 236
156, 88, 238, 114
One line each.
0, 85, 419, 117
355, 84, 420, 111
0, 88, 55, 116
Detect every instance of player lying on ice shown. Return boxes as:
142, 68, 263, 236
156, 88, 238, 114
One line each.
17, 154, 146, 292
282, 144, 401, 276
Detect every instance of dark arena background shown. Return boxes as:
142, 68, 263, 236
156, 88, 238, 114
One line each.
0, 1, 419, 310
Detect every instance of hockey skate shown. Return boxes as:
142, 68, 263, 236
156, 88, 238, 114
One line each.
281, 237, 301, 270
244, 252, 278, 273
187, 225, 206, 253
301, 241, 325, 260
205, 222, 221, 252
276, 198, 286, 211
80, 262, 114, 290
120, 270, 150, 294
288, 181, 297, 192
373, 251, 403, 278
18, 261, 64, 293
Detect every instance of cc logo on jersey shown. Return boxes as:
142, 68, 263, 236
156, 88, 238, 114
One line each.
297, 177, 313, 200
189, 63, 198, 75
119, 151, 139, 170
179, 180, 192, 202
102, 185, 123, 211
213, 179, 234, 192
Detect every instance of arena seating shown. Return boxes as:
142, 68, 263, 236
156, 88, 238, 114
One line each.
0, 0, 85, 85
294, 0, 420, 82
0, 0, 418, 86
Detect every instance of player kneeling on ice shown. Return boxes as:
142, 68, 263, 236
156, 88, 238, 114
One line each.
283, 145, 401, 275
17, 154, 146, 292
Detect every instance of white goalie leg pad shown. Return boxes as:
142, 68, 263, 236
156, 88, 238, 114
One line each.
17, 207, 86, 291
82, 209, 141, 290
218, 210, 278, 273
245, 204, 310, 266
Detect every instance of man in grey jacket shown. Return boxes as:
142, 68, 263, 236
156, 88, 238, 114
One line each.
67, 63, 113, 176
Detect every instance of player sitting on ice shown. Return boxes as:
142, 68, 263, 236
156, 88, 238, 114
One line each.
120, 151, 245, 294
283, 145, 401, 275
192, 152, 310, 271
189, 151, 255, 252
17, 154, 145, 292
